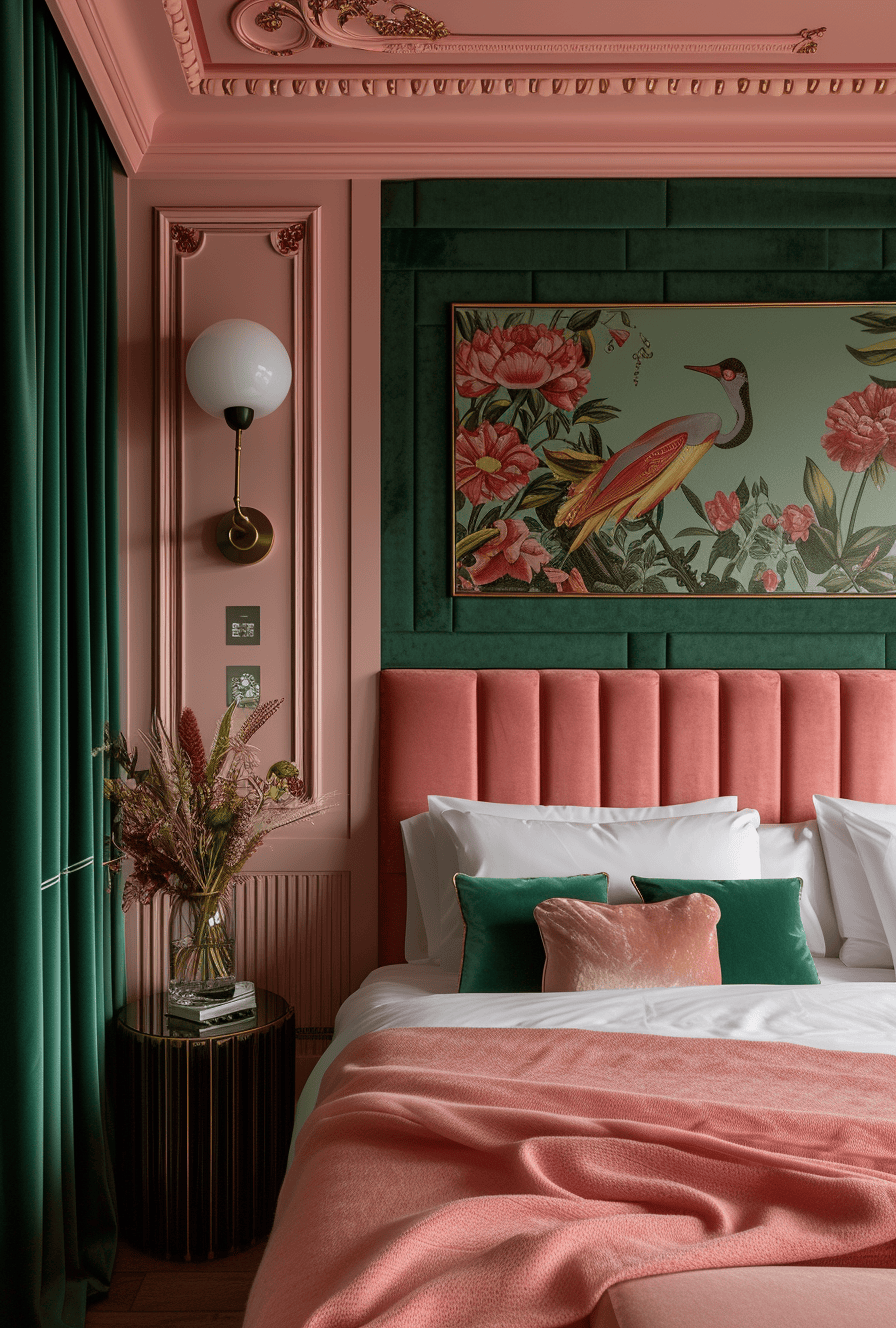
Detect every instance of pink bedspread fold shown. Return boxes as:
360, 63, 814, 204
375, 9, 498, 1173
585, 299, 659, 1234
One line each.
244, 1028, 896, 1328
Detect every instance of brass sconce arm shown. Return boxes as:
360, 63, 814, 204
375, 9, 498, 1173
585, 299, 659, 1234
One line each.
218, 406, 274, 564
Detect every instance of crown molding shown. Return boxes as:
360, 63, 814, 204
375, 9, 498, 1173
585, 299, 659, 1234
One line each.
233, 2, 828, 58
188, 69, 896, 98
44, 0, 154, 173
137, 138, 896, 180
160, 4, 879, 102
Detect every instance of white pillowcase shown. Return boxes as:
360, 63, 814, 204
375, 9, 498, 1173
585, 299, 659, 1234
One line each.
401, 795, 737, 965
837, 808, 896, 967
438, 807, 762, 974
400, 813, 440, 964
401, 795, 739, 966
427, 794, 738, 821
757, 822, 840, 959
813, 794, 896, 968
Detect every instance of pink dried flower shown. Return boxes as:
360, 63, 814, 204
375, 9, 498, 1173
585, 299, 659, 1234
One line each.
177, 708, 206, 787
237, 697, 282, 744
102, 700, 332, 914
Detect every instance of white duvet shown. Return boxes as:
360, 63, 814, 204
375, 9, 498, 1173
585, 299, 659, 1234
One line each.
290, 961, 896, 1150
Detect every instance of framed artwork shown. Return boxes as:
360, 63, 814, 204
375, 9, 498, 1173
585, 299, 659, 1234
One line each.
452, 303, 896, 597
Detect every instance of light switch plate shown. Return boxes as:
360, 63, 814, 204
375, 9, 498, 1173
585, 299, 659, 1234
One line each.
226, 665, 261, 710
226, 605, 260, 645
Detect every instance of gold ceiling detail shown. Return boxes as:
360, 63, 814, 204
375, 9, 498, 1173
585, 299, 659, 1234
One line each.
308, 1, 448, 41
793, 27, 826, 54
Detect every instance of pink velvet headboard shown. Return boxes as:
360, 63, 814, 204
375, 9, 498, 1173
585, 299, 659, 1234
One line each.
378, 668, 896, 965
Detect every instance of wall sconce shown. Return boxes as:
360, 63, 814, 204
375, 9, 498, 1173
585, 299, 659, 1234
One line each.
185, 318, 292, 564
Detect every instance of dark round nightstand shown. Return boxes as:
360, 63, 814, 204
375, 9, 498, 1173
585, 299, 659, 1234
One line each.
115, 989, 295, 1260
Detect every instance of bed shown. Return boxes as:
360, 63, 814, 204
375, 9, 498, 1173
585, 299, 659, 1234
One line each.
244, 669, 896, 1328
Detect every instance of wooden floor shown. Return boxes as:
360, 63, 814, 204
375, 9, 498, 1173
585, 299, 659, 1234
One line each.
85, 1238, 266, 1327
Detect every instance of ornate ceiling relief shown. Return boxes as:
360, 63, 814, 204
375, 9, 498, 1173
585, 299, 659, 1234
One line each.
231, 5, 826, 59
159, 7, 895, 100
195, 74, 893, 99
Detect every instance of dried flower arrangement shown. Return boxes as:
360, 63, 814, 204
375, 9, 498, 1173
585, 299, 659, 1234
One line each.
100, 698, 330, 997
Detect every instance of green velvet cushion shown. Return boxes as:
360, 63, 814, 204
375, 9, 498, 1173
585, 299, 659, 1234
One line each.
455, 872, 609, 993
631, 877, 819, 985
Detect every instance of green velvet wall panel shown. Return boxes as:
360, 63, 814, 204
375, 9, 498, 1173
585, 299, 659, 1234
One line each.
381, 179, 896, 669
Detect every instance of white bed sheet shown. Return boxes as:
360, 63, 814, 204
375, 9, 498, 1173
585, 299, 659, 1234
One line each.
290, 960, 896, 1152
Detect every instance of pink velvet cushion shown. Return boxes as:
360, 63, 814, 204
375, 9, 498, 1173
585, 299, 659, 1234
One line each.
591, 1267, 896, 1328
535, 894, 722, 992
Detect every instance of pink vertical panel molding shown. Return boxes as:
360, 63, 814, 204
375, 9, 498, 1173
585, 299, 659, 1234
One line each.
598, 671, 661, 807
539, 671, 601, 806
477, 671, 540, 803
124, 893, 170, 1004
659, 671, 720, 805
237, 873, 351, 1056
719, 671, 781, 822
153, 206, 321, 800
779, 670, 841, 820
347, 178, 382, 991
839, 671, 896, 803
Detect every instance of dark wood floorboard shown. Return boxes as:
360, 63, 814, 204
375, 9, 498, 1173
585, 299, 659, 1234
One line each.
85, 1239, 265, 1327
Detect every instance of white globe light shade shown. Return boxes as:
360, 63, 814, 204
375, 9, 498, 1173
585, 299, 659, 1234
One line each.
185, 319, 292, 420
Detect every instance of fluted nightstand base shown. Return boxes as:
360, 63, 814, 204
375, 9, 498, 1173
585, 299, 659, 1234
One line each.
116, 990, 295, 1260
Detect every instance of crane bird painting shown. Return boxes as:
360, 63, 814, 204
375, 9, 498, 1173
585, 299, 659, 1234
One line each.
554, 359, 753, 552
453, 303, 896, 597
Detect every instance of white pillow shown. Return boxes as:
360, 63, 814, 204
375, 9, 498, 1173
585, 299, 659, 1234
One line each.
400, 813, 439, 963
428, 794, 738, 820
402, 795, 738, 966
838, 807, 896, 967
757, 822, 840, 959
438, 807, 762, 973
813, 795, 896, 968
419, 796, 738, 968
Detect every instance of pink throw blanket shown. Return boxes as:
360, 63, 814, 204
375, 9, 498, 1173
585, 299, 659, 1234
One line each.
244, 1028, 896, 1328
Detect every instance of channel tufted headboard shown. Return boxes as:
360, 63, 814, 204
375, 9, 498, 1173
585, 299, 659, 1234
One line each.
378, 669, 896, 965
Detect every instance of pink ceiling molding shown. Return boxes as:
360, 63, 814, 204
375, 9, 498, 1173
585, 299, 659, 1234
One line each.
186, 72, 896, 99
232, 2, 827, 58
158, 4, 892, 101
44, 2, 896, 177
44, 0, 153, 173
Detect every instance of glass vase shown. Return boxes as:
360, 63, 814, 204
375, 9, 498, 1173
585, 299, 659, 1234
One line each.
168, 886, 236, 1004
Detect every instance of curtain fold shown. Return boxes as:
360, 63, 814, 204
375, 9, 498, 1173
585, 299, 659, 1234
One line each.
1, 3, 123, 1324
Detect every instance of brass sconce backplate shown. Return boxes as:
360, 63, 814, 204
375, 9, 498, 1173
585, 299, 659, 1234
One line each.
216, 507, 274, 564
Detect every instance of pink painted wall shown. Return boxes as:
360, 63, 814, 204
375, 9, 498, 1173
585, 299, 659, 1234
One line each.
117, 176, 381, 1046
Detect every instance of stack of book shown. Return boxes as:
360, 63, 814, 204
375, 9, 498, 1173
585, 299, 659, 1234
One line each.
166, 980, 257, 1037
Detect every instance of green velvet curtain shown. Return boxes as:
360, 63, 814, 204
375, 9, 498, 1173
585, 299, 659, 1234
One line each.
1, 2, 123, 1324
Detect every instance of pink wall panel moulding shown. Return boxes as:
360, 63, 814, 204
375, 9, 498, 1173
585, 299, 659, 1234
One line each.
153, 205, 322, 800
